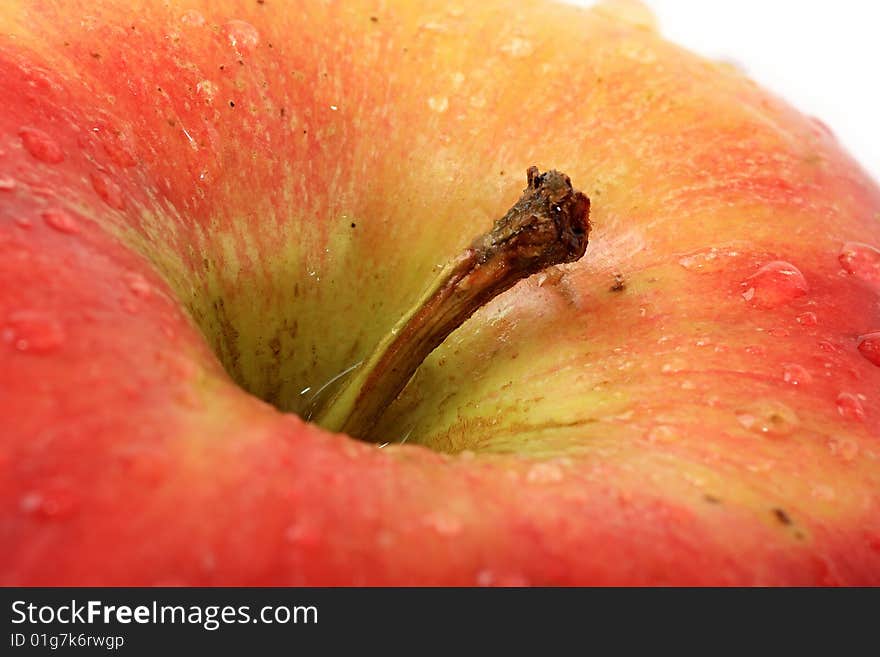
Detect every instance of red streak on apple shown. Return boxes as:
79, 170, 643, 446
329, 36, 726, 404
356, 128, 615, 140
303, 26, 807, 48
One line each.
0, 0, 879, 585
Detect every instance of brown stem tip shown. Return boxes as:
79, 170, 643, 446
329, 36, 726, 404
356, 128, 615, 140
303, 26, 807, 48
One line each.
315, 167, 591, 441
472, 166, 591, 273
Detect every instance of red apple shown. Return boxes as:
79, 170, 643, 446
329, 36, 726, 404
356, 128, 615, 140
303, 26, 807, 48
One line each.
1, 0, 879, 585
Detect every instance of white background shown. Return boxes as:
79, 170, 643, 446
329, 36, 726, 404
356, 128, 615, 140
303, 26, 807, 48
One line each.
576, 0, 880, 181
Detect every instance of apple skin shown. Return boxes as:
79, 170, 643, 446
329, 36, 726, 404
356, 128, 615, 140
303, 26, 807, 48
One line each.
1, 0, 879, 585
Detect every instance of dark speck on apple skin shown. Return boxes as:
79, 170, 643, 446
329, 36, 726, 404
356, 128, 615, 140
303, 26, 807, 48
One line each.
773, 508, 792, 526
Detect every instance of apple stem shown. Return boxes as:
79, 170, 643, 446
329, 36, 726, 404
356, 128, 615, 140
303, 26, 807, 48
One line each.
313, 167, 591, 442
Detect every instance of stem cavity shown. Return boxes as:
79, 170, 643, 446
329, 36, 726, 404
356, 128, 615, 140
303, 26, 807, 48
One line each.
314, 167, 591, 441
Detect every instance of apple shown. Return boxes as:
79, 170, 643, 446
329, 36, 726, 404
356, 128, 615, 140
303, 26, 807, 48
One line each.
1, 0, 879, 585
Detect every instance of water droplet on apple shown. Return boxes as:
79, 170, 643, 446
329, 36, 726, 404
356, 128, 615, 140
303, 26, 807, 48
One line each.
0, 175, 16, 191
856, 332, 880, 368
741, 261, 808, 308
838, 241, 880, 286
811, 484, 836, 501
735, 401, 799, 436
18, 492, 42, 513
284, 520, 321, 547
123, 272, 152, 298
796, 311, 818, 326
678, 253, 704, 271
42, 207, 80, 234
646, 425, 677, 443
90, 171, 125, 209
118, 449, 169, 483
782, 363, 812, 386
499, 37, 534, 58
423, 511, 462, 536
746, 459, 776, 473
120, 299, 139, 314
619, 40, 657, 63
818, 339, 840, 354
660, 358, 687, 374
476, 569, 530, 586
476, 570, 495, 586
535, 267, 563, 289
92, 124, 138, 168
419, 20, 450, 33
19, 486, 78, 518
200, 552, 217, 574
180, 9, 206, 26
836, 392, 866, 421
677, 247, 740, 273
3, 310, 66, 353
225, 20, 260, 53
469, 94, 488, 108
427, 96, 449, 113
827, 437, 859, 462
526, 461, 564, 484
14, 217, 32, 229
18, 126, 64, 163
375, 529, 395, 549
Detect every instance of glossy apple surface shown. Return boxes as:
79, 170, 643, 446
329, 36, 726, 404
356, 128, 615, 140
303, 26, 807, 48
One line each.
1, 0, 879, 584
